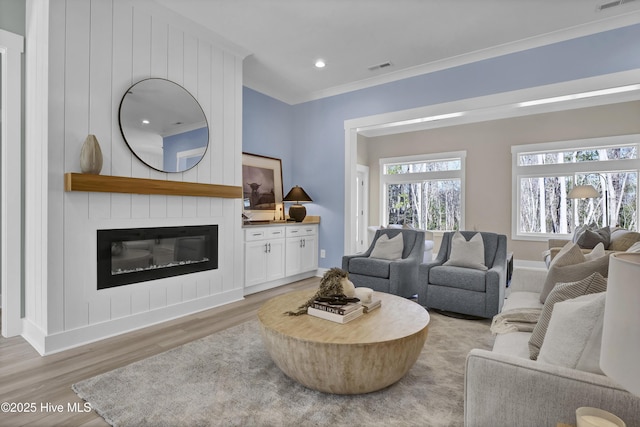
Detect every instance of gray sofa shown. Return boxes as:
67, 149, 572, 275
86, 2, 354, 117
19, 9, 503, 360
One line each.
342, 228, 425, 298
465, 267, 640, 426
418, 231, 507, 318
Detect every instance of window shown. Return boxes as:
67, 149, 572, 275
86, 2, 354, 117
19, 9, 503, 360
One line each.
380, 152, 465, 231
512, 136, 639, 240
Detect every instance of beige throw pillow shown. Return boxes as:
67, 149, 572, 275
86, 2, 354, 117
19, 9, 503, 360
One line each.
626, 241, 640, 253
443, 231, 487, 271
609, 230, 640, 251
369, 233, 404, 260
529, 272, 607, 360
538, 292, 606, 375
540, 243, 586, 302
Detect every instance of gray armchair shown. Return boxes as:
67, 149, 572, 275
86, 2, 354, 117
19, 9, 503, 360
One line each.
418, 231, 507, 318
342, 229, 425, 298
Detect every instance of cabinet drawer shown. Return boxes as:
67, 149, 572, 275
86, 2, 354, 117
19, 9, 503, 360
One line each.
245, 227, 285, 241
285, 225, 317, 238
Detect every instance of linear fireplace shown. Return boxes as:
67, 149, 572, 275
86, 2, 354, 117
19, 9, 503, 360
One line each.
97, 225, 218, 289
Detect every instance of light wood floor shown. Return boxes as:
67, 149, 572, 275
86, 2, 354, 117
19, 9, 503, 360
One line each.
0, 278, 319, 427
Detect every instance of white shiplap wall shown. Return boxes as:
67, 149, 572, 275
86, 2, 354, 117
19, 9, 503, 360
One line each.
25, 0, 246, 354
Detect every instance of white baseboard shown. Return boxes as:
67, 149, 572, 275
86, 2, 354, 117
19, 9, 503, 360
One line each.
24, 288, 244, 355
513, 258, 546, 269
243, 270, 319, 295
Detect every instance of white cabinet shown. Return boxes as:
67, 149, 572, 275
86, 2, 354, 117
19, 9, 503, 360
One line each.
244, 223, 318, 294
285, 225, 318, 276
244, 227, 285, 288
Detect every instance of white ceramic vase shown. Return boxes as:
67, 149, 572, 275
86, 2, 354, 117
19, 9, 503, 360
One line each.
80, 134, 103, 174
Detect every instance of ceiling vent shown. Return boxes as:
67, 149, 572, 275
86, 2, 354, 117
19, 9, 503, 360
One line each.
597, 0, 638, 10
368, 62, 393, 71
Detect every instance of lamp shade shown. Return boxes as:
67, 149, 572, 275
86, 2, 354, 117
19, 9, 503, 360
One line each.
283, 186, 312, 203
600, 252, 640, 396
568, 185, 599, 199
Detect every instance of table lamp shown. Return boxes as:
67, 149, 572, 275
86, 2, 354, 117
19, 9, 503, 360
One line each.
575, 252, 640, 427
568, 184, 600, 227
283, 185, 312, 222
600, 252, 640, 396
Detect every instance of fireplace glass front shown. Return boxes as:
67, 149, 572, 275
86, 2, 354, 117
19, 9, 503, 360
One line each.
97, 225, 218, 289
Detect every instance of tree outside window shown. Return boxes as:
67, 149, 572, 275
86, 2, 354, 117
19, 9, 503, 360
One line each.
514, 139, 638, 238
382, 152, 465, 231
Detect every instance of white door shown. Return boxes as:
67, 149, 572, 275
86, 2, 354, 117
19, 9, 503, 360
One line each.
355, 165, 369, 253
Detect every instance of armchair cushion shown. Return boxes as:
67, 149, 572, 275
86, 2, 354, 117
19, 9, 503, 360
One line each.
369, 232, 403, 260
429, 266, 487, 292
443, 231, 487, 270
348, 257, 391, 279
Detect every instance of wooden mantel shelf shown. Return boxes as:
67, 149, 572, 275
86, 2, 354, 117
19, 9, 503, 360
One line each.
64, 173, 243, 199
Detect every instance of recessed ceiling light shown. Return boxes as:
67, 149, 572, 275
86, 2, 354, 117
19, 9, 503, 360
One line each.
315, 59, 326, 68
142, 119, 150, 125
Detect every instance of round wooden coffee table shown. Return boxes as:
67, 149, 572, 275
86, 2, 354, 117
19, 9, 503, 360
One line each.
257, 288, 430, 394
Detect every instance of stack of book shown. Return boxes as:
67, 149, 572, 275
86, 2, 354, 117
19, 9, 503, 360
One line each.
307, 299, 364, 324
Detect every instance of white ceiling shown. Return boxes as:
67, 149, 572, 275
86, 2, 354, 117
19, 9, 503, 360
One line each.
156, 0, 640, 105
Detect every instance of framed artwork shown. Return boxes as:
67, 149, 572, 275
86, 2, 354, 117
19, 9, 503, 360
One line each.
242, 152, 284, 221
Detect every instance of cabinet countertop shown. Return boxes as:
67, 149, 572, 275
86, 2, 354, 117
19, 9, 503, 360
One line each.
243, 216, 320, 228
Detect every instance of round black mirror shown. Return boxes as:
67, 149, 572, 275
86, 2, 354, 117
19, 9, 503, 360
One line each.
118, 78, 209, 173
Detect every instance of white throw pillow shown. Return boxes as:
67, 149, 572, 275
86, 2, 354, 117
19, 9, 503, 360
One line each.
584, 242, 606, 261
369, 233, 404, 260
443, 231, 487, 271
538, 292, 606, 374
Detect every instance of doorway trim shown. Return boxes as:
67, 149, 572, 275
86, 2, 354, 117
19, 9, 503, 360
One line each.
1, 29, 24, 337
344, 70, 640, 255
355, 164, 369, 252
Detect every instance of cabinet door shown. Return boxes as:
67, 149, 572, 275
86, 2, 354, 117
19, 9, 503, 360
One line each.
266, 239, 286, 281
285, 238, 302, 276
300, 235, 318, 272
245, 240, 268, 287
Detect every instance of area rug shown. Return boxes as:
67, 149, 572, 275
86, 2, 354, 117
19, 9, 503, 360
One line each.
73, 311, 494, 427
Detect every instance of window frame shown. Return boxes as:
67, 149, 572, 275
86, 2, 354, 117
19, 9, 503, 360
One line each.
380, 151, 466, 233
511, 135, 640, 241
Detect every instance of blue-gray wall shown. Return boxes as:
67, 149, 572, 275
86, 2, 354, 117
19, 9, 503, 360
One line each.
242, 87, 294, 193
0, 0, 25, 36
251, 24, 640, 268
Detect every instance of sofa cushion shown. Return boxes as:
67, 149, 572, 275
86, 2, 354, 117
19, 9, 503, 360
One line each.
529, 272, 607, 360
501, 291, 543, 312
429, 265, 487, 292
576, 226, 610, 249
538, 292, 606, 375
348, 257, 390, 279
443, 231, 487, 270
492, 331, 532, 359
369, 233, 403, 260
